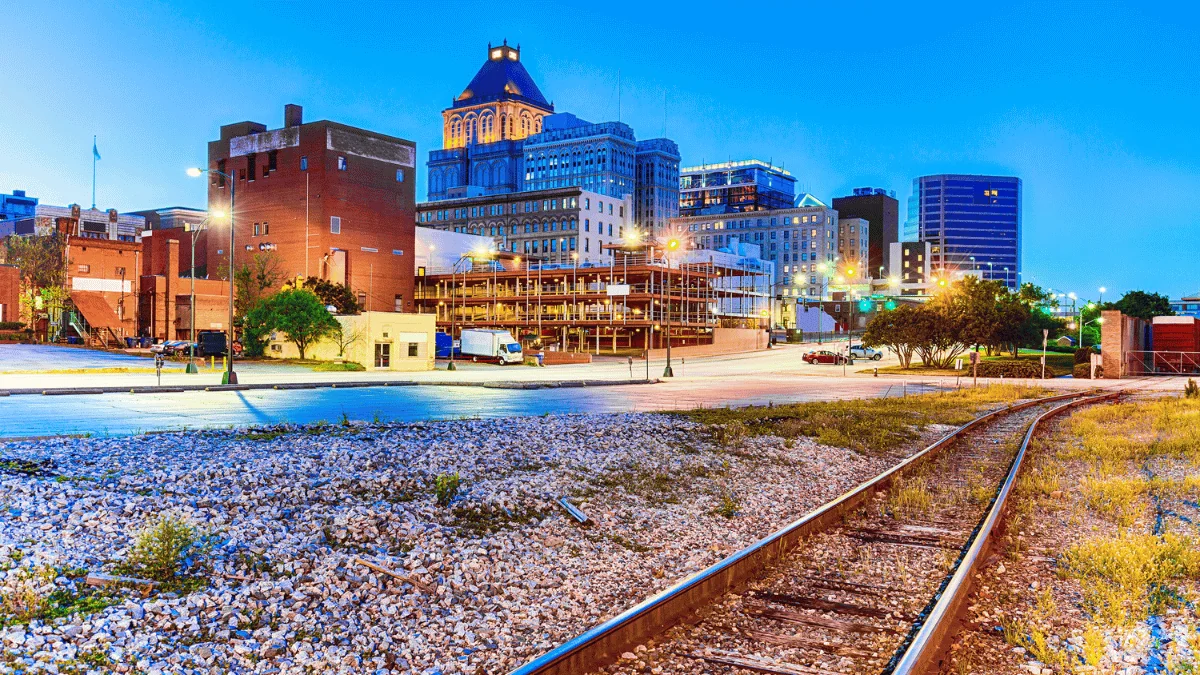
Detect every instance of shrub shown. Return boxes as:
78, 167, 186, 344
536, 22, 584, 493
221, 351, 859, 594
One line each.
976, 360, 1044, 378
714, 490, 740, 518
122, 514, 202, 583
0, 321, 24, 331
1074, 363, 1104, 379
433, 472, 461, 506
1186, 379, 1199, 399
1075, 346, 1098, 365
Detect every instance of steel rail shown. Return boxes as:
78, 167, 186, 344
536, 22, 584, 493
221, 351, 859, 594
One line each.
889, 390, 1121, 674
509, 390, 1094, 675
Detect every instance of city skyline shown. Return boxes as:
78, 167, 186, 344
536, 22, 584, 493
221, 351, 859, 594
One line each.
1, 1, 1197, 298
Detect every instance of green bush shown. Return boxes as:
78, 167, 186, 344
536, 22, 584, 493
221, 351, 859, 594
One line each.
1075, 347, 1098, 365
433, 472, 461, 506
1074, 363, 1104, 379
0, 332, 30, 342
121, 514, 202, 583
0, 321, 24, 331
976, 360, 1045, 378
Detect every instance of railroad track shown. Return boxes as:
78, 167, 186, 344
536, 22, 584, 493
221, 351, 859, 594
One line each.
510, 390, 1122, 675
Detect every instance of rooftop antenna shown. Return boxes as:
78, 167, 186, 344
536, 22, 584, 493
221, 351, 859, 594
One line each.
617, 69, 622, 123
661, 90, 667, 137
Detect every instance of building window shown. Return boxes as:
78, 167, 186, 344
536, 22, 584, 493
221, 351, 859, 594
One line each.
375, 343, 390, 368
394, 295, 403, 312
263, 222, 269, 235
300, 156, 308, 171
246, 153, 257, 181
338, 156, 347, 171
407, 342, 418, 357
331, 216, 341, 234
267, 150, 278, 173
77, 264, 90, 273
253, 223, 260, 236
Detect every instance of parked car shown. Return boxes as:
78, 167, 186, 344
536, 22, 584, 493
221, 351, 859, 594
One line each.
803, 350, 847, 365
848, 344, 884, 360
150, 340, 192, 356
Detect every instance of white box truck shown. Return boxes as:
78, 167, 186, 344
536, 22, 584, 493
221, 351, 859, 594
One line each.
459, 329, 524, 365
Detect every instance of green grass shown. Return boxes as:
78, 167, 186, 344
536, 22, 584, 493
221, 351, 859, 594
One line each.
312, 361, 366, 372
683, 384, 1050, 455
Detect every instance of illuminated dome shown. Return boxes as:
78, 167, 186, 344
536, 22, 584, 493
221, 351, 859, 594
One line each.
453, 43, 551, 111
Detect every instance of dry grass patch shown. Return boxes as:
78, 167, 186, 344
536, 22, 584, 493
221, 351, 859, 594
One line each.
684, 384, 1051, 456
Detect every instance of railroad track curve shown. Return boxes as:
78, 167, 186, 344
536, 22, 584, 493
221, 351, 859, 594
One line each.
510, 390, 1121, 675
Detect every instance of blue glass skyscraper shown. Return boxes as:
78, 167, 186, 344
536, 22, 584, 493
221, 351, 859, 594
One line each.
907, 174, 1021, 289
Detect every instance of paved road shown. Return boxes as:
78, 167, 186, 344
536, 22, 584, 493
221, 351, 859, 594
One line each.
0, 344, 1178, 438
0, 375, 956, 438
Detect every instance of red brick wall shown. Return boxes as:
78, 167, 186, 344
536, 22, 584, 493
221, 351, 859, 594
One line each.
66, 236, 141, 332
0, 264, 18, 324
205, 114, 416, 313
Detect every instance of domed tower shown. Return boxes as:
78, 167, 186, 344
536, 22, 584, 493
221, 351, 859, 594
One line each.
443, 42, 554, 148
427, 42, 554, 201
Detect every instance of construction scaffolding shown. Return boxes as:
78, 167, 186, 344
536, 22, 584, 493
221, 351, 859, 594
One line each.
413, 243, 773, 353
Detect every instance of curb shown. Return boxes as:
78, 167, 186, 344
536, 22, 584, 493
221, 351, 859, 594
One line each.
0, 378, 660, 398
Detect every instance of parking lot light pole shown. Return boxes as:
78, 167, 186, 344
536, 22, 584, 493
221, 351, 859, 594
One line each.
184, 215, 213, 374
187, 167, 237, 384
663, 237, 680, 378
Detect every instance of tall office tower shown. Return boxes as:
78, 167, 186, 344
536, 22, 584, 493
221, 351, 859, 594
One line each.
678, 160, 795, 217
908, 174, 1021, 289
633, 139, 680, 237
832, 187, 899, 279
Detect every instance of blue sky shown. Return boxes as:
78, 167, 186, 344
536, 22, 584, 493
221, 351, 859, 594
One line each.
1, 0, 1197, 298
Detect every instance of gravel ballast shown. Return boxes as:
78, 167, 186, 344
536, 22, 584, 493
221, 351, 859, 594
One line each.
0, 413, 927, 674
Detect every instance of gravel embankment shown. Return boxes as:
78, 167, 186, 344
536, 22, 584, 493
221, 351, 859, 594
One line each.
0, 413, 922, 675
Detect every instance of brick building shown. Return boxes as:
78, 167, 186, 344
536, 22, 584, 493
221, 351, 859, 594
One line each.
139, 232, 229, 341
204, 104, 418, 313
0, 264, 17, 324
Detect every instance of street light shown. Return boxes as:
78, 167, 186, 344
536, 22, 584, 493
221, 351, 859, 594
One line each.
1099, 286, 1107, 304
187, 167, 237, 384
183, 212, 221, 373
663, 237, 680, 377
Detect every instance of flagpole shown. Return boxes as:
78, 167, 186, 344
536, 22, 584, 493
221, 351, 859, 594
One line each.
91, 135, 97, 209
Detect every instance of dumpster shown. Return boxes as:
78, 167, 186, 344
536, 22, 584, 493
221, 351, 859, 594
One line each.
67, 336, 79, 345
140, 337, 151, 348
125, 337, 135, 348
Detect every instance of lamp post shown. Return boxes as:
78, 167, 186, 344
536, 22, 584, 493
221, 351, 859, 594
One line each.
663, 237, 680, 377
183, 214, 216, 374
187, 167, 237, 384
1098, 286, 1106, 305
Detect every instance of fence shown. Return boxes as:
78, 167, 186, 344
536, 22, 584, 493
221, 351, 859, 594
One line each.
1124, 351, 1200, 376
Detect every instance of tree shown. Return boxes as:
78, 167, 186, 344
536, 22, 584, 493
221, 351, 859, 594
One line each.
291, 277, 362, 315
1110, 290, 1173, 321
862, 304, 922, 368
3, 235, 69, 335
256, 289, 337, 360
330, 322, 364, 358
232, 252, 285, 323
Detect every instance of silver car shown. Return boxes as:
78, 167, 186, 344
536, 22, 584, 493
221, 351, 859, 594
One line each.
848, 344, 884, 360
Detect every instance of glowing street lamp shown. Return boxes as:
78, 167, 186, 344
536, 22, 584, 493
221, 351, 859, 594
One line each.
187, 167, 237, 384
663, 237, 681, 377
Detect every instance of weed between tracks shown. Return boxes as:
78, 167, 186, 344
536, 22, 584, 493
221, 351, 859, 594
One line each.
963, 396, 1200, 673
684, 384, 1050, 456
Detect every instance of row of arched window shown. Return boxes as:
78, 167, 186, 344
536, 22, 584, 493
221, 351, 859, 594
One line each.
448, 109, 543, 145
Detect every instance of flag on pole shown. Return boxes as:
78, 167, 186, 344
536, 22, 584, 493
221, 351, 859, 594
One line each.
93, 137, 101, 161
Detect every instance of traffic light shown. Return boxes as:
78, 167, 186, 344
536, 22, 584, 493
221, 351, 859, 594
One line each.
858, 299, 872, 312
885, 300, 897, 311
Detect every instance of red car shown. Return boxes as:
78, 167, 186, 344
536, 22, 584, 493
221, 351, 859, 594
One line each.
803, 350, 847, 365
